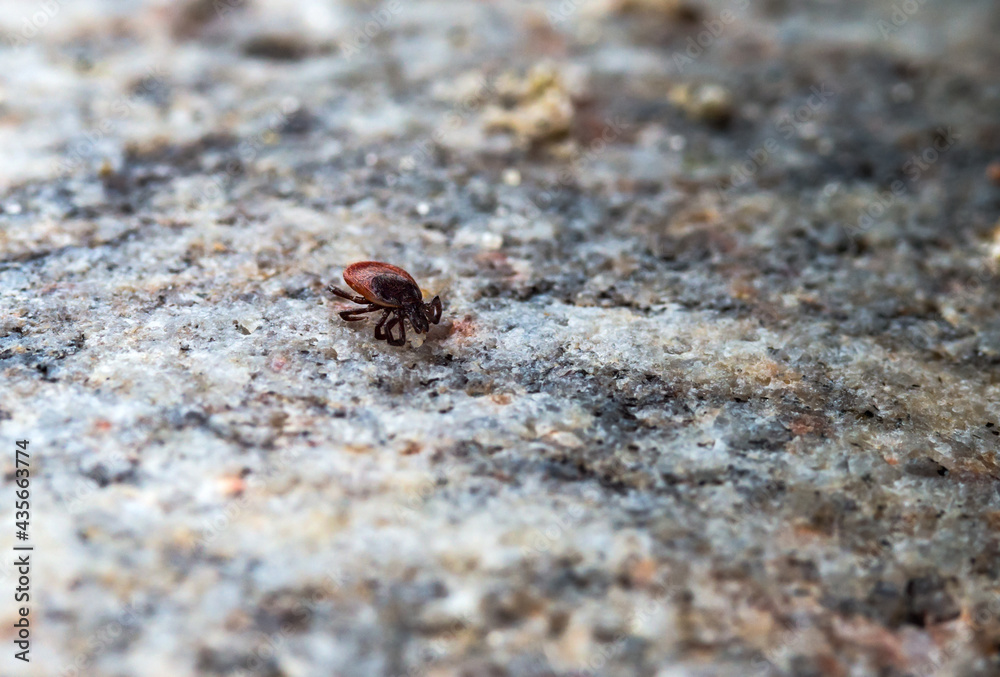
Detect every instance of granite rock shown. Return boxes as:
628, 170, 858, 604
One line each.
1, 1, 999, 676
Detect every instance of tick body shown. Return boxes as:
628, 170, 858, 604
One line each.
329, 261, 442, 347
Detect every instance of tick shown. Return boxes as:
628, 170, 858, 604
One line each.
329, 261, 442, 347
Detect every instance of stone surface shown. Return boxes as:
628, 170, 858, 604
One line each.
1, 0, 1000, 675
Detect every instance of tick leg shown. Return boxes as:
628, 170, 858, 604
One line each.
385, 311, 406, 346
339, 304, 382, 321
406, 307, 421, 334
374, 309, 392, 339
328, 286, 367, 304
381, 315, 397, 343
425, 296, 442, 324
410, 306, 428, 334
392, 314, 406, 346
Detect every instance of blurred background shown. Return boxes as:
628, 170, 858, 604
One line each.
1, 1, 999, 676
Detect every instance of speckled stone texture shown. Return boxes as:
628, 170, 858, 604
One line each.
1, 1, 1000, 675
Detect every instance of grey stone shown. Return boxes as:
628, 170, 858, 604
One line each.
1, 0, 999, 676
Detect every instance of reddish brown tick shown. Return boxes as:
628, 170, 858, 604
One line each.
329, 261, 442, 346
